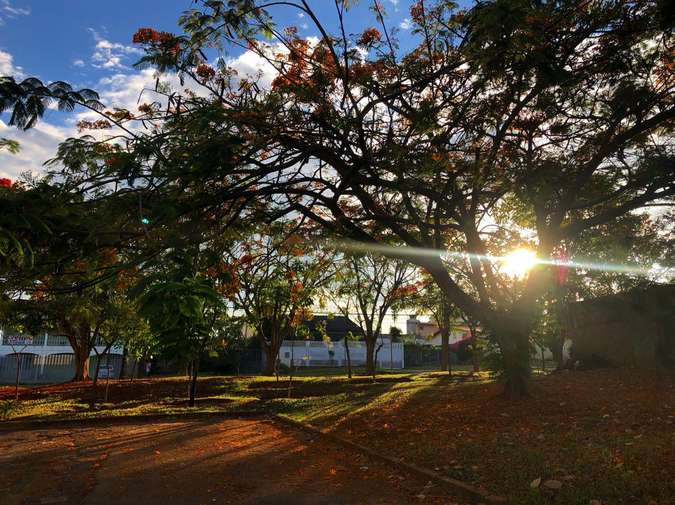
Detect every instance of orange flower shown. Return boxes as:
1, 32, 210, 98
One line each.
358, 28, 382, 46
239, 254, 254, 264
410, 2, 424, 23
133, 28, 157, 44
196, 64, 216, 81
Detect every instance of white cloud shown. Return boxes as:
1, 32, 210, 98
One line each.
72, 59, 85, 68
399, 18, 411, 30
88, 28, 143, 70
297, 12, 305, 19
0, 0, 29, 25
0, 49, 23, 77
0, 42, 285, 180
0, 120, 71, 181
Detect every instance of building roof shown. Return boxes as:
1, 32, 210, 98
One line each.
295, 315, 365, 341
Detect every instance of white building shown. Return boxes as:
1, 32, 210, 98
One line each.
0, 329, 124, 383
278, 338, 405, 369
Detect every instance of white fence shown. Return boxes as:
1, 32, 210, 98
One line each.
0, 353, 125, 384
278, 340, 404, 369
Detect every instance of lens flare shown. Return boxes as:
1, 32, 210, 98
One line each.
501, 248, 538, 278
332, 239, 669, 279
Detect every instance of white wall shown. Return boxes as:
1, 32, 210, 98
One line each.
0, 330, 123, 357
278, 339, 405, 369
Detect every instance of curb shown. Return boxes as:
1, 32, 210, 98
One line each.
272, 414, 508, 504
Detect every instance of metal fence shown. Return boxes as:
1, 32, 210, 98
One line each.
0, 353, 124, 384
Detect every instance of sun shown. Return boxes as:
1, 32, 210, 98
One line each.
501, 248, 538, 278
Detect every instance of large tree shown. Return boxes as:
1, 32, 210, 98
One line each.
3, 0, 673, 396
168, 0, 673, 396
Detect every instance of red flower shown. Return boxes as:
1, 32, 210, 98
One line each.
133, 28, 157, 44
132, 27, 174, 45
358, 28, 382, 46
410, 2, 425, 23
195, 64, 216, 81
0, 178, 12, 188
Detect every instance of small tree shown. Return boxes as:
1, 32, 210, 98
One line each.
226, 225, 335, 375
139, 265, 230, 407
331, 253, 418, 376
409, 274, 460, 375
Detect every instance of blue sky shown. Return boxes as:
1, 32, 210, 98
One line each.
0, 0, 424, 179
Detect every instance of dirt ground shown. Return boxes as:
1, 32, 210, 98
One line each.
0, 417, 468, 505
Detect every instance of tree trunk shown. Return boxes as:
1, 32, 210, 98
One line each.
472, 345, 480, 373
365, 337, 376, 377
104, 352, 111, 402
551, 334, 565, 369
119, 346, 127, 379
72, 342, 91, 382
440, 300, 452, 374
497, 326, 532, 398
92, 351, 101, 387
130, 359, 137, 382
540, 346, 546, 373
344, 335, 352, 379
287, 342, 295, 398
188, 358, 199, 407
14, 354, 21, 400
440, 328, 450, 373
261, 334, 283, 376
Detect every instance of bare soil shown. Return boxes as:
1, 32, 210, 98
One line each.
0, 417, 467, 505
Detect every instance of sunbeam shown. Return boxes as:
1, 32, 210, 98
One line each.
333, 239, 669, 278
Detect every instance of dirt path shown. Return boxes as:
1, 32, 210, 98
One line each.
0, 417, 465, 505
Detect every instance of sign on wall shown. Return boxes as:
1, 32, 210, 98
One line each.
6, 335, 34, 346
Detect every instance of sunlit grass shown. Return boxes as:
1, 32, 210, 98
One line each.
2, 369, 492, 424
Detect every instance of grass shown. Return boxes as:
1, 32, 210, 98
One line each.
0, 368, 491, 424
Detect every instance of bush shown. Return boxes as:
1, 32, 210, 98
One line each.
0, 399, 21, 421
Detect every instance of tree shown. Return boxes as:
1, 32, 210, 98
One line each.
225, 225, 335, 375
409, 272, 459, 374
4, 0, 673, 397
9, 247, 134, 382
138, 254, 231, 407
168, 0, 674, 396
331, 253, 418, 375
92, 292, 150, 388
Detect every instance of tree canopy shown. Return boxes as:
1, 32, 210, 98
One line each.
1, 0, 673, 395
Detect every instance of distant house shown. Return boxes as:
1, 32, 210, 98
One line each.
278, 315, 404, 368
568, 284, 675, 368
405, 315, 474, 348
293, 315, 365, 341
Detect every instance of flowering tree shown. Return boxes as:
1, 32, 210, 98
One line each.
224, 225, 336, 375
8, 248, 139, 381
2, 0, 673, 397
